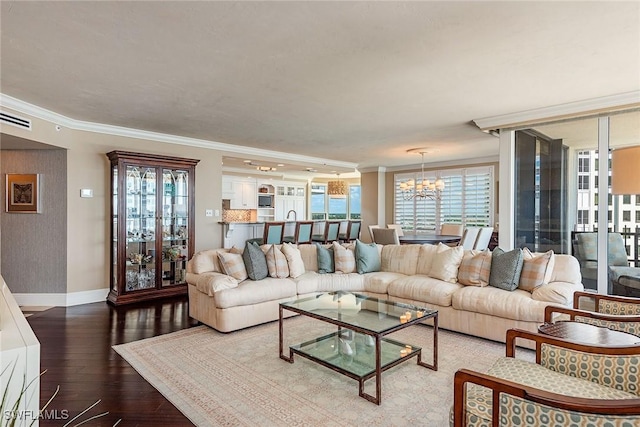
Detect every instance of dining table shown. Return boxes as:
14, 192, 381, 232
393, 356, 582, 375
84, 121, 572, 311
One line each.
398, 234, 461, 245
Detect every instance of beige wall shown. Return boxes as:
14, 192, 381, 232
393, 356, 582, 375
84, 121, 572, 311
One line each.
2, 107, 223, 295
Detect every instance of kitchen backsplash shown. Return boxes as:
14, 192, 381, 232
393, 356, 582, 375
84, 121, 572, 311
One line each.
222, 209, 253, 222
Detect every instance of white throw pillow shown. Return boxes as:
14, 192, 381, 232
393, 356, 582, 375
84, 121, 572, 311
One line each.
428, 243, 464, 283
265, 245, 290, 278
281, 243, 305, 278
332, 241, 356, 274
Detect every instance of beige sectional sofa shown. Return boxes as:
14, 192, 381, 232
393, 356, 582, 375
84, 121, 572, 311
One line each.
186, 243, 583, 344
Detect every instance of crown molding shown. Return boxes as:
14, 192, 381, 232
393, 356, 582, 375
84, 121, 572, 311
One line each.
0, 93, 359, 170
358, 166, 387, 174
473, 91, 640, 131
385, 155, 499, 172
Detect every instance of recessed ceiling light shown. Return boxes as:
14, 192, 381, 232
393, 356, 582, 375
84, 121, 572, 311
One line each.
243, 160, 252, 163
277, 164, 284, 167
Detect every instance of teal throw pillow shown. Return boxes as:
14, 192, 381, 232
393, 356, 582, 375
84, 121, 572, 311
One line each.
489, 247, 524, 291
242, 241, 268, 280
316, 243, 334, 274
355, 239, 381, 274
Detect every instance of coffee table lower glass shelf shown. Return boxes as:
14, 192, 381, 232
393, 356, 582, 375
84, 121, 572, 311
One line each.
279, 292, 438, 405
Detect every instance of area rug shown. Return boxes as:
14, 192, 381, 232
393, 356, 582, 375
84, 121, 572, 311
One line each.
113, 317, 534, 427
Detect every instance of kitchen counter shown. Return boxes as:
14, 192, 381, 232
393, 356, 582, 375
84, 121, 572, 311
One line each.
220, 220, 327, 248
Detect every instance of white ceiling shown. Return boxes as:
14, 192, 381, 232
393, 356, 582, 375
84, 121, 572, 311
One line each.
1, 1, 639, 173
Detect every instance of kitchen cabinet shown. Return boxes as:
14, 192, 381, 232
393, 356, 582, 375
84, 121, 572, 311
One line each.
274, 183, 306, 220
222, 176, 257, 209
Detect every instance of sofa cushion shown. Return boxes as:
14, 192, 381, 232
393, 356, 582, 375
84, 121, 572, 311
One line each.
489, 248, 524, 291
214, 277, 297, 309
242, 241, 268, 280
428, 243, 464, 283
519, 248, 555, 292
388, 274, 463, 307
192, 249, 227, 274
281, 243, 305, 278
217, 251, 248, 281
452, 286, 551, 322
363, 272, 408, 294
355, 239, 381, 274
294, 271, 365, 294
193, 272, 238, 296
416, 244, 438, 275
316, 243, 335, 273
381, 244, 421, 275
458, 249, 491, 287
265, 245, 289, 278
333, 241, 356, 273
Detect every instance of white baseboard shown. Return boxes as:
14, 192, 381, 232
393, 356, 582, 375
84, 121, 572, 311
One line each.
13, 288, 109, 307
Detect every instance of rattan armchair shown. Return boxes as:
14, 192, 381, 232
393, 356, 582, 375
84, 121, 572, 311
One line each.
452, 329, 640, 427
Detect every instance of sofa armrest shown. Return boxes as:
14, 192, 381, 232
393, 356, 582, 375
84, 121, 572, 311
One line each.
531, 281, 583, 305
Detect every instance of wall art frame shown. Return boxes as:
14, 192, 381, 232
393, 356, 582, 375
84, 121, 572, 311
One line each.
5, 173, 41, 213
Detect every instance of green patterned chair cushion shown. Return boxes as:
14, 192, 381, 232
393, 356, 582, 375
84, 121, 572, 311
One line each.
500, 395, 640, 427
598, 299, 640, 316
575, 315, 640, 338
457, 357, 637, 427
541, 344, 640, 396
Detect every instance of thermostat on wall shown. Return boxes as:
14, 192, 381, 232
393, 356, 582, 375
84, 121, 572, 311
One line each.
80, 189, 93, 198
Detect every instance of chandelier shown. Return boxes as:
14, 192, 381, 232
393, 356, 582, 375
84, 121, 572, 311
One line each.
328, 173, 347, 198
398, 149, 444, 200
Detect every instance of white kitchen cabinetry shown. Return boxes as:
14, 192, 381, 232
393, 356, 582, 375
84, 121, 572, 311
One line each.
274, 183, 306, 220
222, 176, 257, 209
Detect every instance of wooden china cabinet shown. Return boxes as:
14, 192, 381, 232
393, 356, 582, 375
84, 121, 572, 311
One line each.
107, 151, 199, 305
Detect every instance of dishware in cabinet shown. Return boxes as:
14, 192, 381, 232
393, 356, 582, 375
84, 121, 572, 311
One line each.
107, 151, 199, 305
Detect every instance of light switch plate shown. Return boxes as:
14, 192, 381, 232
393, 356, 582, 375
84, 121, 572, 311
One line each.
80, 188, 93, 198
205, 209, 213, 217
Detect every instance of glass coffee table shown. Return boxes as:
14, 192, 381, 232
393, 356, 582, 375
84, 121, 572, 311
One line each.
279, 291, 438, 405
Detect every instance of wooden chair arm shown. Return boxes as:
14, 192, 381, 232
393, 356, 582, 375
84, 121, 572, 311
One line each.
545, 305, 640, 323
453, 368, 640, 427
574, 291, 640, 310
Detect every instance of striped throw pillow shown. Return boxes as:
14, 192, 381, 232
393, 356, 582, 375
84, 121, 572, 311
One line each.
332, 241, 356, 273
217, 251, 248, 281
265, 245, 289, 278
519, 248, 555, 292
281, 243, 305, 278
458, 249, 492, 287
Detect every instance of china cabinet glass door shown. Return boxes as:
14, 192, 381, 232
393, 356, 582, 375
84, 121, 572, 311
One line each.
161, 168, 190, 287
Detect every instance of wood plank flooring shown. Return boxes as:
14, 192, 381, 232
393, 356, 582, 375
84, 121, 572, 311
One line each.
26, 297, 199, 426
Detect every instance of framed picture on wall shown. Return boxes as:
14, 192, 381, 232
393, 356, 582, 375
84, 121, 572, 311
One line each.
6, 173, 41, 213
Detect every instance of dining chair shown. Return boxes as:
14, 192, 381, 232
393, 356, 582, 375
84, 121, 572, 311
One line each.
440, 223, 464, 236
248, 221, 285, 246
312, 221, 341, 244
340, 220, 361, 243
368, 225, 381, 242
458, 227, 480, 250
293, 221, 314, 244
372, 228, 400, 245
386, 224, 404, 237
473, 226, 494, 250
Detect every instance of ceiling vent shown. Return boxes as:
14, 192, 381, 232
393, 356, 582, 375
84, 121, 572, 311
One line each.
0, 111, 32, 131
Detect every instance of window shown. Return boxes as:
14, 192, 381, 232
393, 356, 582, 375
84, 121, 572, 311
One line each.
578, 175, 589, 190
310, 184, 326, 220
394, 166, 493, 231
311, 183, 361, 220
328, 197, 347, 220
623, 210, 631, 221
636, 195, 640, 206
594, 175, 598, 188
578, 157, 590, 172
623, 195, 631, 204
636, 211, 640, 222
349, 185, 361, 219
577, 210, 589, 225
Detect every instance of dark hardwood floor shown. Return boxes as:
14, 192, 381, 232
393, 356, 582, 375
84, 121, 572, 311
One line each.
26, 296, 199, 426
